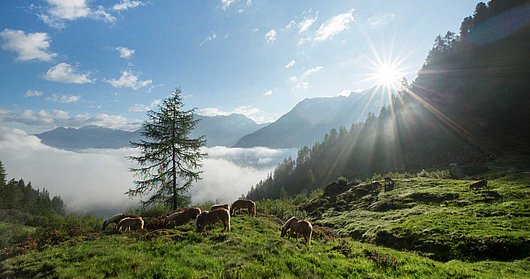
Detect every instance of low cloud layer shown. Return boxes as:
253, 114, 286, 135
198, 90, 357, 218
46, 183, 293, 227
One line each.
0, 127, 295, 216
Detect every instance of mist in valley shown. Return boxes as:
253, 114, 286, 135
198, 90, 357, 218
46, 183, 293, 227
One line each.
0, 127, 296, 217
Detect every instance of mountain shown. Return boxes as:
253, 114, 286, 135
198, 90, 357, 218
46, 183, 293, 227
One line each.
36, 114, 265, 150
246, 0, 530, 201
234, 87, 393, 148
36, 125, 141, 150
192, 114, 267, 147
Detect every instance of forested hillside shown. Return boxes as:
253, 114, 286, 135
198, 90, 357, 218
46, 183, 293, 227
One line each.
0, 160, 66, 254
247, 0, 530, 200
0, 160, 65, 218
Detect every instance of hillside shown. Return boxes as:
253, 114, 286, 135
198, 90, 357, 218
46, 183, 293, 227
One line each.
192, 113, 267, 147
234, 87, 393, 149
2, 213, 529, 278
246, 0, 530, 200
299, 172, 530, 262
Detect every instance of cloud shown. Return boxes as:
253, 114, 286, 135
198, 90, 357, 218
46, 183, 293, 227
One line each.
46, 94, 80, 103
197, 108, 230, 117
265, 29, 277, 44
315, 10, 355, 41
234, 105, 260, 117
0, 127, 138, 214
128, 99, 162, 112
302, 66, 324, 77
295, 82, 308, 89
221, 0, 237, 10
112, 0, 144, 11
0, 29, 56, 62
25, 90, 43, 97
285, 59, 296, 69
299, 16, 317, 33
185, 146, 298, 204
338, 90, 351, 97
198, 105, 276, 124
0, 109, 141, 133
0, 128, 297, 214
367, 13, 396, 27
287, 66, 323, 91
107, 71, 152, 89
38, 0, 117, 29
199, 32, 217, 47
284, 20, 296, 30
263, 90, 273, 96
116, 46, 135, 59
44, 63, 94, 84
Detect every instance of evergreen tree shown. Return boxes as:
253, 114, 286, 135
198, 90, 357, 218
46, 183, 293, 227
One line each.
0, 160, 6, 187
127, 89, 206, 210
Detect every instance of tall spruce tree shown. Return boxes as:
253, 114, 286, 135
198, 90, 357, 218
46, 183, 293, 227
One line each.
127, 89, 206, 210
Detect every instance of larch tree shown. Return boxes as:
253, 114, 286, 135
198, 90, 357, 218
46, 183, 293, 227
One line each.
127, 88, 206, 210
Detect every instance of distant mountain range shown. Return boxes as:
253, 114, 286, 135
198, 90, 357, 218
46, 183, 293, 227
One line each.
36, 114, 266, 150
234, 87, 393, 148
192, 114, 268, 147
37, 88, 392, 150
37, 125, 141, 150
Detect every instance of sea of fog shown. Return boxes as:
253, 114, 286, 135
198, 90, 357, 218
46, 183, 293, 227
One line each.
0, 127, 297, 217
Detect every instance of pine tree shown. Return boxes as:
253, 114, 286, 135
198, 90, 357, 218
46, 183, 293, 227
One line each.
0, 160, 6, 187
127, 89, 206, 210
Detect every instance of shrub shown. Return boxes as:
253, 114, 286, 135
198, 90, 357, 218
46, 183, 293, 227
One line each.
0, 223, 32, 249
363, 249, 400, 269
337, 177, 348, 186
131, 204, 172, 217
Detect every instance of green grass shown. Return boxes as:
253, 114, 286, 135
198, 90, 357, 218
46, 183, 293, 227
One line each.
0, 221, 35, 249
304, 173, 530, 261
2, 214, 530, 278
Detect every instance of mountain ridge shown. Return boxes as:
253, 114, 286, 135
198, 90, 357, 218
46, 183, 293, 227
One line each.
36, 113, 266, 150
234, 87, 394, 148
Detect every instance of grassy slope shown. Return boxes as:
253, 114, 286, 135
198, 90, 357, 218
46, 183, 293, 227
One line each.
2, 214, 530, 278
304, 172, 530, 261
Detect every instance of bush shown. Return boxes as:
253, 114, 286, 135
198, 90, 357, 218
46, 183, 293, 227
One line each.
417, 169, 451, 179
336, 177, 348, 186
0, 223, 32, 249
33, 214, 101, 247
131, 204, 172, 217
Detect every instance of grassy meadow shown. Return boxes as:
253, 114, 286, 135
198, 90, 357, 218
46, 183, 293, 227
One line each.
1, 171, 530, 278
2, 213, 530, 279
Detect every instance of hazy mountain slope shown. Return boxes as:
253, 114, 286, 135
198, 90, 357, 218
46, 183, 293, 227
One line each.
36, 114, 265, 150
36, 125, 141, 150
192, 114, 267, 147
234, 87, 393, 148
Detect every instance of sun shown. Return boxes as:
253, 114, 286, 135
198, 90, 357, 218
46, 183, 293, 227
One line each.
358, 36, 412, 92
370, 62, 404, 91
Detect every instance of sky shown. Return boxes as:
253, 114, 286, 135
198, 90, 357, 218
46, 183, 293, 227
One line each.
0, 0, 482, 134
